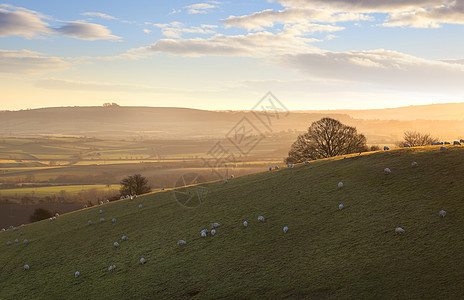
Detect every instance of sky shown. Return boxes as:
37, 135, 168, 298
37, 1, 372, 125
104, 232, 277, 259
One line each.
1, 0, 464, 111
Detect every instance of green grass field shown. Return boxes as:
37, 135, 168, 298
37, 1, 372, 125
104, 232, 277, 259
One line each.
0, 185, 118, 197
1, 146, 464, 299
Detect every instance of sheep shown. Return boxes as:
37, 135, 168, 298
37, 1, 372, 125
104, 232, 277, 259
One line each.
454, 141, 461, 146
52, 217, 56, 221
161, 188, 165, 190
100, 217, 105, 222
403, 143, 411, 148
13, 227, 17, 231
211, 229, 216, 236
7, 241, 11, 246
211, 223, 220, 229
99, 209, 103, 214
49, 218, 53, 222
230, 175, 234, 178
384, 168, 391, 174
126, 195, 130, 198
83, 205, 87, 208
460, 139, 464, 143
55, 213, 59, 217
106, 200, 109, 203
269, 167, 272, 171
177, 240, 187, 246
384, 146, 390, 150
439, 210, 446, 217
108, 265, 116, 271
23, 239, 28, 244
120, 196, 124, 200
275, 166, 279, 170
1, 228, 5, 232
112, 218, 116, 223
445, 141, 451, 145
114, 242, 120, 247
99, 201, 103, 205
395, 227, 405, 234
201, 229, 208, 237
121, 235, 128, 241
15, 239, 18, 243
243, 221, 248, 227
287, 164, 293, 168
140, 257, 146, 264
283, 226, 289, 233
339, 204, 344, 210
338, 182, 343, 188
75, 271, 80, 278
138, 204, 142, 208
440, 146, 447, 151
224, 180, 228, 183
258, 216, 265, 222
411, 161, 418, 167
24, 265, 30, 270
20, 232, 23, 235
88, 220, 92, 225
305, 161, 310, 164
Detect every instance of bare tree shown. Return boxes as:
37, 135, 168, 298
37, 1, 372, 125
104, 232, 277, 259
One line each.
120, 174, 151, 196
400, 131, 438, 147
285, 118, 368, 164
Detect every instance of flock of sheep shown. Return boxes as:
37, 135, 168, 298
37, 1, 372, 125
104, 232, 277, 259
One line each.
1, 144, 454, 276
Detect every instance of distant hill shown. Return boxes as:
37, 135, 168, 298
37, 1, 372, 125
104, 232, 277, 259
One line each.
1, 104, 464, 143
2, 146, 464, 298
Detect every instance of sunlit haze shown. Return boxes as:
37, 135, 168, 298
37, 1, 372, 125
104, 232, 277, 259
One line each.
2, 0, 464, 110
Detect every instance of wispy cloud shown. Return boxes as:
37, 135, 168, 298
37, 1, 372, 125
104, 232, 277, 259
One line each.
153, 21, 216, 38
81, 12, 117, 20
55, 21, 121, 40
185, 2, 218, 14
0, 49, 70, 74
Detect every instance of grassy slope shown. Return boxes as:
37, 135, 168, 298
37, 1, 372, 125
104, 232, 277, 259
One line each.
1, 146, 464, 299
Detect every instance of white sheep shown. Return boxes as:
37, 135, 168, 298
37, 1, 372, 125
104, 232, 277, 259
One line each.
283, 226, 289, 233
15, 239, 18, 243
411, 161, 418, 167
108, 265, 116, 271
177, 240, 187, 246
140, 257, 146, 264
224, 179, 228, 183
383, 146, 390, 150
338, 182, 343, 188
395, 227, 405, 234
384, 168, 391, 174
23, 239, 28, 244
211, 222, 220, 228
404, 143, 411, 148
99, 209, 103, 214
258, 216, 265, 222
52, 217, 56, 221
88, 220, 92, 225
139, 204, 142, 208
55, 213, 59, 217
230, 175, 234, 178
106, 200, 109, 203
1, 228, 5, 232
211, 229, 216, 236
112, 218, 116, 223
75, 271, 80, 278
100, 217, 105, 222
243, 221, 248, 227
99, 201, 103, 205
7, 241, 11, 246
439, 210, 446, 217
201, 229, 207, 237
24, 264, 30, 270
114, 242, 120, 247
339, 203, 344, 210
121, 235, 128, 241
83, 205, 87, 208
49, 218, 52, 222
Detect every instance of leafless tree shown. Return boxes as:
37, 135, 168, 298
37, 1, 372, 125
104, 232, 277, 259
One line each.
120, 174, 151, 196
285, 118, 368, 164
400, 131, 438, 147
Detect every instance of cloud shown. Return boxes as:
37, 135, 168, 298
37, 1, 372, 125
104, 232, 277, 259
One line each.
272, 0, 446, 13
382, 1, 464, 28
145, 29, 320, 57
81, 12, 117, 20
185, 2, 217, 14
143, 28, 151, 34
223, 8, 373, 30
0, 49, 70, 74
153, 22, 216, 38
0, 5, 51, 38
275, 49, 464, 92
55, 21, 121, 40
0, 5, 120, 40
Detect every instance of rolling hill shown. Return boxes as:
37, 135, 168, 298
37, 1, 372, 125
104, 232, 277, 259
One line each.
1, 146, 464, 299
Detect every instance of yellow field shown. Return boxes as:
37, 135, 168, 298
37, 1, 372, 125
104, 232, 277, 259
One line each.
0, 184, 118, 197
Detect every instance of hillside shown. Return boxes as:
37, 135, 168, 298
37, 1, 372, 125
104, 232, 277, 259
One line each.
1, 146, 464, 299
